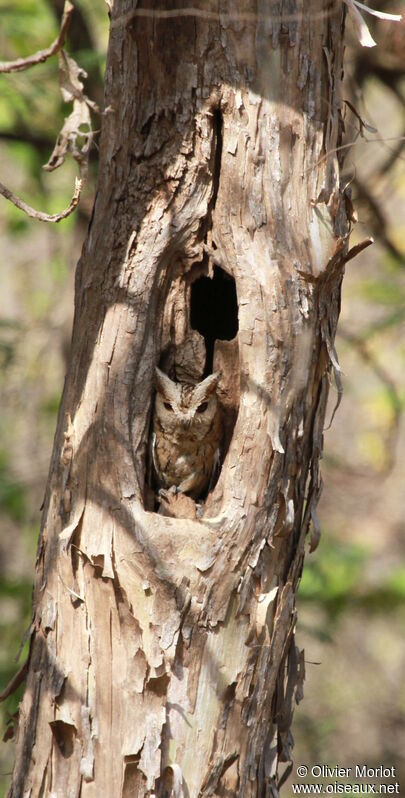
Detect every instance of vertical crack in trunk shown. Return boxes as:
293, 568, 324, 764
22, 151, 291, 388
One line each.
211, 107, 223, 216
204, 106, 223, 244
195, 106, 227, 375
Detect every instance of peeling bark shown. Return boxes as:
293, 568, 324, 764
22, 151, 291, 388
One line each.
10, 3, 349, 797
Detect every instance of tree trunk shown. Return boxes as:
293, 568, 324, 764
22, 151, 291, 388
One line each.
10, 3, 348, 796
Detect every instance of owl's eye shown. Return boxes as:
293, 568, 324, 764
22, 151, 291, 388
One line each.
196, 401, 209, 414
163, 402, 173, 411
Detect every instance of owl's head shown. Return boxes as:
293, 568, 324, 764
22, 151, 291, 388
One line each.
154, 367, 220, 440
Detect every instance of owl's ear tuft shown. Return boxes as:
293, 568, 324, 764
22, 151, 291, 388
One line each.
203, 371, 221, 393
155, 366, 165, 386
155, 367, 177, 401
194, 371, 221, 402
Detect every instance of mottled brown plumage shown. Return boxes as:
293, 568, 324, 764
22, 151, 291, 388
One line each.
151, 368, 223, 499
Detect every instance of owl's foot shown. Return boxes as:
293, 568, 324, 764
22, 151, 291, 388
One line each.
157, 487, 196, 519
158, 486, 179, 500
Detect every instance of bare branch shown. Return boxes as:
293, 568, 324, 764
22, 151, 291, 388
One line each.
0, 1, 74, 74
0, 22, 96, 224
0, 660, 28, 702
344, 99, 378, 135
0, 177, 83, 223
344, 237, 374, 263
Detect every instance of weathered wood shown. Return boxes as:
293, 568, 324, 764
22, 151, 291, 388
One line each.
10, 3, 348, 796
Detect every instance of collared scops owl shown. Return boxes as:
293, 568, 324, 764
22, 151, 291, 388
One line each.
151, 367, 223, 499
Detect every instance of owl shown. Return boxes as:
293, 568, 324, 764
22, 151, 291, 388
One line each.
151, 367, 223, 499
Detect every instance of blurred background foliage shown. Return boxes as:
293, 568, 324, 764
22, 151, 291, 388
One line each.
0, 1, 405, 793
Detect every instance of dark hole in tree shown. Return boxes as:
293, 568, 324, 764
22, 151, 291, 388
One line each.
190, 265, 238, 375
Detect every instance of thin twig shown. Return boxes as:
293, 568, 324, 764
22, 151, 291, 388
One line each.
306, 135, 405, 174
375, 134, 405, 179
0, 177, 83, 223
0, 0, 74, 74
0, 660, 28, 702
